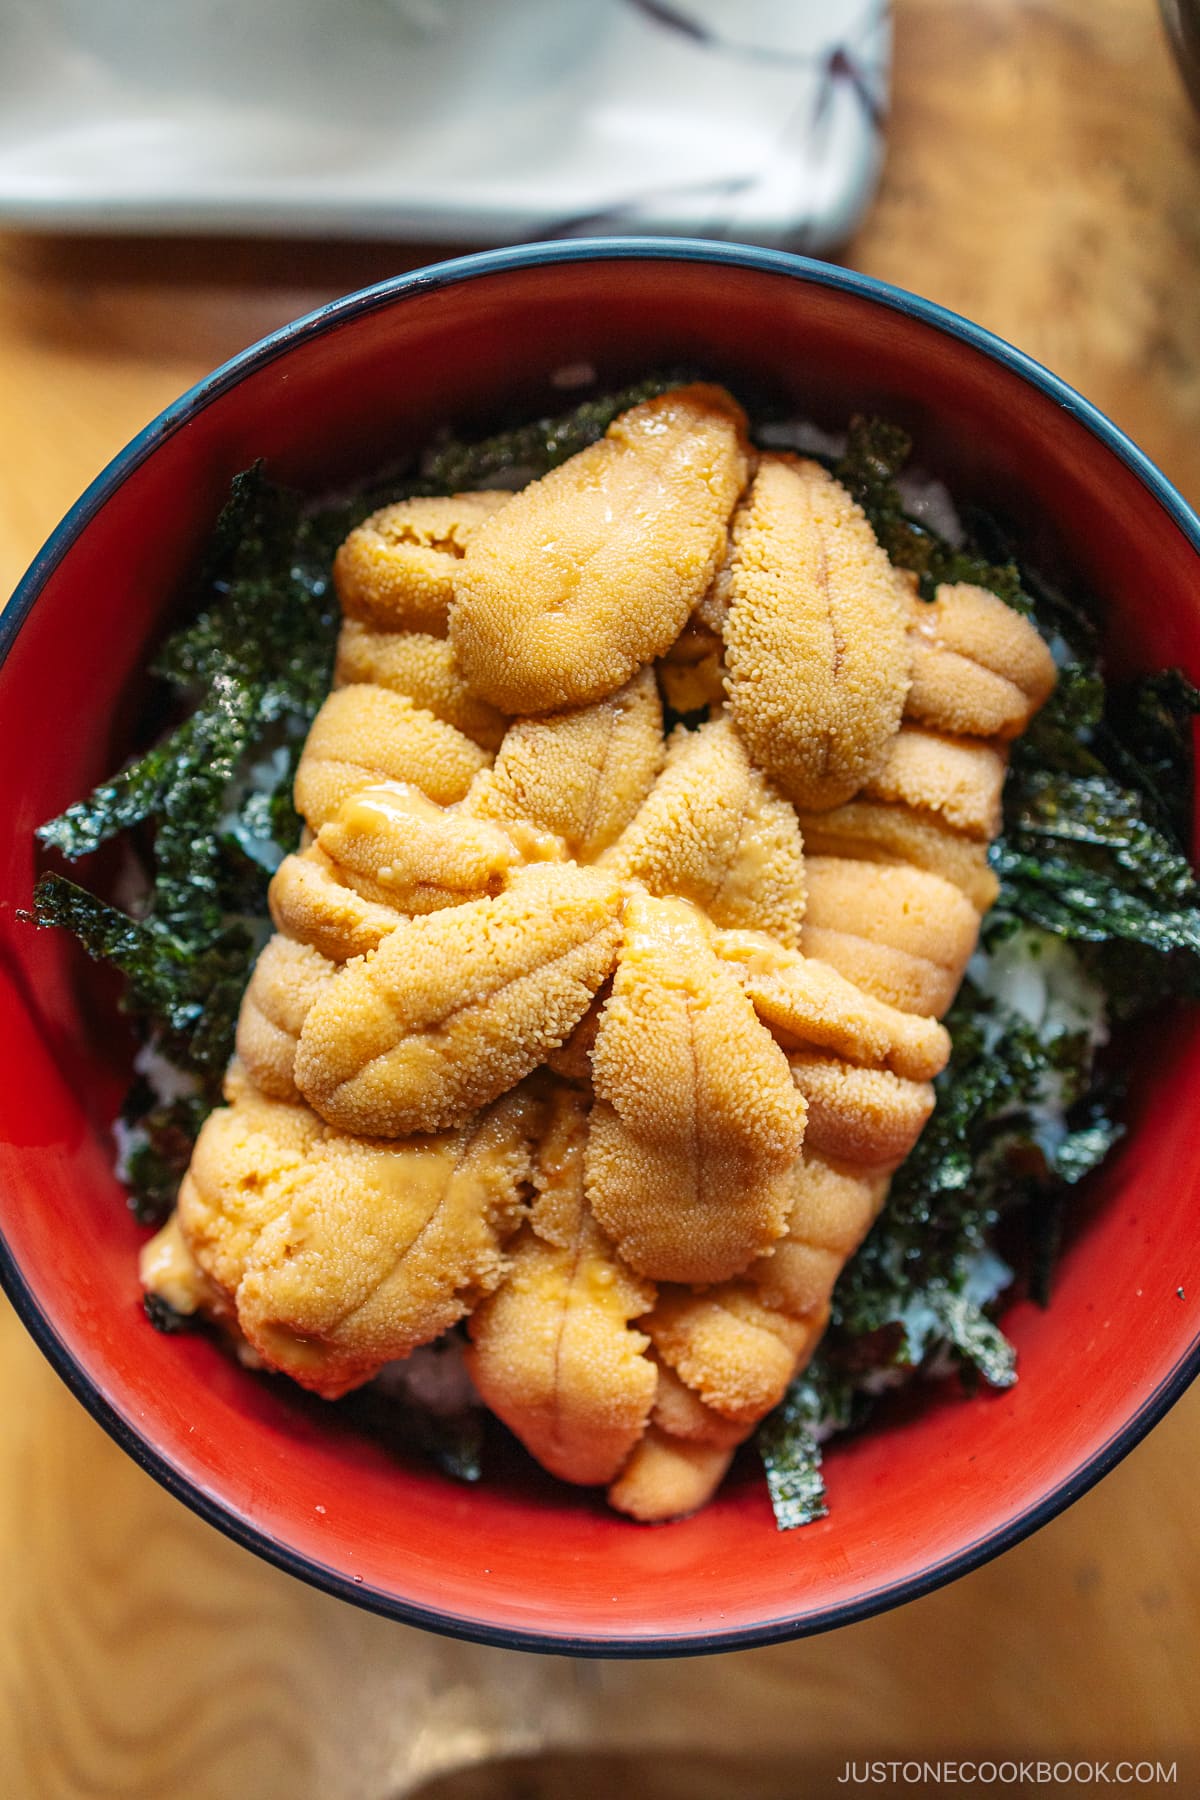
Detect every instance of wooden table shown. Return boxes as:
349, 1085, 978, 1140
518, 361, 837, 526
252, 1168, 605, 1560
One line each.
2, 3, 1198, 1793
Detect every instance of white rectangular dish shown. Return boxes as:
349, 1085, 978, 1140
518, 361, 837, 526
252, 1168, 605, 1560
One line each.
0, 0, 889, 249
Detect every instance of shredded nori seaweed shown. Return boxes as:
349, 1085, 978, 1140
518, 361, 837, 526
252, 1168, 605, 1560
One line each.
757, 1359, 863, 1530
143, 1292, 198, 1335
419, 374, 687, 492
31, 467, 345, 1137
835, 416, 1029, 608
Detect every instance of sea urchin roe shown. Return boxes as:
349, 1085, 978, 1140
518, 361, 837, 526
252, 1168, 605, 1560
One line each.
269, 781, 534, 967
603, 713, 807, 947
795, 799, 1001, 913
607, 1147, 892, 1523
269, 846, 404, 963
646, 1284, 815, 1425
787, 1053, 935, 1166
236, 934, 337, 1100
647, 1355, 748, 1449
139, 1209, 217, 1319
544, 987, 608, 1084
179, 1086, 535, 1398
467, 1083, 657, 1486
607, 1428, 736, 1524
293, 684, 490, 829
315, 782, 519, 913
333, 491, 513, 636
864, 725, 1007, 839
586, 895, 806, 1284
906, 581, 1058, 740
613, 1155, 893, 1525
464, 666, 664, 861
119, 392, 1069, 1526
449, 385, 751, 713
334, 620, 508, 751
746, 1150, 890, 1318
723, 454, 911, 811
293, 861, 625, 1137
711, 929, 951, 1080
262, 780, 572, 1075
655, 615, 727, 714
177, 1083, 324, 1303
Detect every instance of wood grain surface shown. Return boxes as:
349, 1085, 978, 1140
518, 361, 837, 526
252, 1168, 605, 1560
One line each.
1, 2, 1199, 1794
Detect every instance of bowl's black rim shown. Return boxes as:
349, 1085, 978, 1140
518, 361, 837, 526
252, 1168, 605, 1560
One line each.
2, 236, 1199, 1660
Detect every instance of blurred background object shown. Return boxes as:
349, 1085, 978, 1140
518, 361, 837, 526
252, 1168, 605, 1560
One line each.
1161, 0, 1200, 110
0, 0, 889, 250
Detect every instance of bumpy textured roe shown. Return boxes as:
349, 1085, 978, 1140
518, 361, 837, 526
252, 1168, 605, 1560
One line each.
723, 455, 911, 811
336, 620, 508, 751
603, 714, 808, 947
865, 725, 1007, 839
467, 1084, 657, 1485
800, 856, 981, 1017
334, 492, 513, 635
465, 667, 664, 860
178, 1081, 536, 1398
449, 385, 751, 712
294, 862, 625, 1137
905, 581, 1058, 739
294, 685, 489, 828
795, 797, 1001, 912
156, 380, 1060, 1526
236, 935, 336, 1100
608, 1151, 888, 1520
269, 780, 541, 974
586, 896, 807, 1284
711, 929, 951, 1081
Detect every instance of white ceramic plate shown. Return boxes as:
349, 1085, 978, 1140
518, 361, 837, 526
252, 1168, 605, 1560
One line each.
0, 0, 889, 248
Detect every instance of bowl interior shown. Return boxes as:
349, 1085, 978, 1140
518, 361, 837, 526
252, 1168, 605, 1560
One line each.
2, 246, 1199, 1653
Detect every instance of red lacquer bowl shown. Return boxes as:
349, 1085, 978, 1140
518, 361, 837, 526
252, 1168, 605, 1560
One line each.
2, 242, 1198, 1656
